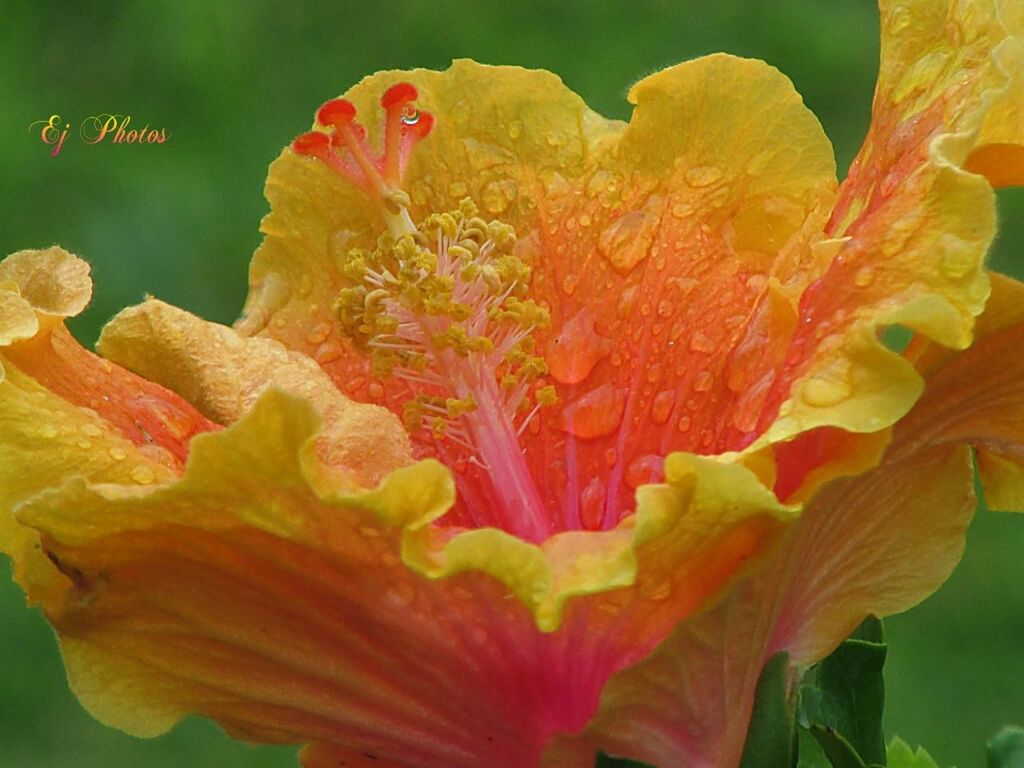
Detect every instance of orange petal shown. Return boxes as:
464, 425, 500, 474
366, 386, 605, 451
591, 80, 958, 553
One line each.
546, 275, 1024, 768
895, 271, 1024, 509
544, 441, 976, 767
13, 387, 793, 766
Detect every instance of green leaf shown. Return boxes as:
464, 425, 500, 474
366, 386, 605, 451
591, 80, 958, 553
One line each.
886, 737, 940, 768
988, 726, 1024, 768
739, 651, 797, 768
594, 750, 657, 768
798, 617, 887, 766
809, 725, 869, 768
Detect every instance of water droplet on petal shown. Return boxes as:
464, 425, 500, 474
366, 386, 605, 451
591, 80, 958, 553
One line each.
604, 447, 618, 467
39, 425, 58, 439
108, 447, 127, 461
651, 389, 676, 424
854, 266, 876, 287
671, 202, 693, 218
447, 180, 468, 198
801, 373, 853, 407
367, 380, 385, 400
130, 465, 156, 484
685, 165, 724, 188
689, 331, 716, 353
693, 370, 714, 392
616, 284, 640, 319
482, 179, 517, 213
546, 310, 613, 385
400, 106, 420, 125
579, 477, 606, 531
506, 120, 523, 139
557, 384, 626, 439
937, 234, 974, 279
676, 415, 692, 433
626, 454, 664, 489
598, 197, 662, 273
561, 274, 579, 296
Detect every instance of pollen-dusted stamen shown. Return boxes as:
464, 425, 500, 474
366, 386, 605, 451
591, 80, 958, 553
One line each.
291, 83, 434, 238
334, 199, 555, 541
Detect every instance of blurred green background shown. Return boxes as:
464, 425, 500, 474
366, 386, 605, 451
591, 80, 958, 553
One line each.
1, 1, 1021, 766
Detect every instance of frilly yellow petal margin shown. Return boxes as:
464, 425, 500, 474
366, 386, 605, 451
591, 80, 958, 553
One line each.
18, 388, 794, 638
0, 247, 91, 320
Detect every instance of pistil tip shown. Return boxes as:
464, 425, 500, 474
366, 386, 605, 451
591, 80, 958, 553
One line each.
380, 82, 419, 109
317, 98, 358, 127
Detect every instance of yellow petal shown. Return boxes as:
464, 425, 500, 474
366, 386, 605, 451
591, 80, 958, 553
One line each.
0, 249, 187, 607
745, 0, 1022, 465
238, 60, 618, 394
13, 387, 792, 765
98, 298, 412, 486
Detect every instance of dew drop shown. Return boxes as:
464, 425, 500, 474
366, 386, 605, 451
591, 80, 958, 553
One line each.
853, 266, 876, 288
561, 273, 579, 296
625, 454, 664, 489
506, 120, 523, 139
689, 331, 716, 353
676, 414, 692, 433
693, 370, 714, 392
937, 234, 974, 279
646, 363, 663, 384
671, 202, 693, 218
447, 180, 468, 198
546, 310, 613, 385
604, 447, 618, 467
579, 477, 606, 531
546, 131, 565, 147
700, 428, 715, 449
482, 179, 517, 213
598, 198, 661, 273
801, 374, 852, 407
130, 465, 156, 484
557, 384, 626, 439
306, 322, 332, 346
651, 389, 676, 424
578, 212, 592, 228
314, 342, 343, 364
400, 107, 420, 125
616, 284, 640, 319
656, 299, 674, 318
367, 381, 385, 400
108, 447, 127, 461
76, 439, 92, 449
685, 166, 724, 188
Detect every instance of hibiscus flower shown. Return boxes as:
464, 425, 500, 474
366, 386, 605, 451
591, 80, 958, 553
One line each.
2, 1, 1022, 766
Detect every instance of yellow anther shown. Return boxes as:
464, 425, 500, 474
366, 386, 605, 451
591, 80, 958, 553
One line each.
536, 385, 558, 406
333, 197, 556, 443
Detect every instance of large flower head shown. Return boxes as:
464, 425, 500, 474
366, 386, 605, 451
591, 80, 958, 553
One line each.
2, 2, 1024, 766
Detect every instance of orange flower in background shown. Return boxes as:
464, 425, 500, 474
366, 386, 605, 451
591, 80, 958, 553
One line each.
2, 1, 1023, 766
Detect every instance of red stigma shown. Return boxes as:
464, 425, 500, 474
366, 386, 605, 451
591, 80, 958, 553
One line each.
292, 131, 331, 157
294, 86, 435, 199
317, 99, 357, 127
380, 82, 418, 109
